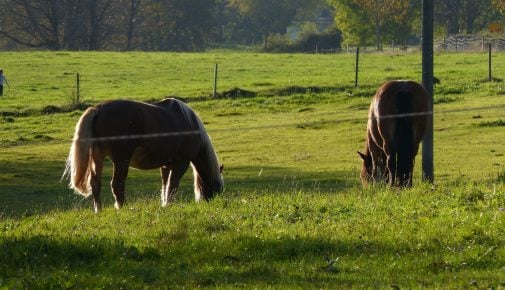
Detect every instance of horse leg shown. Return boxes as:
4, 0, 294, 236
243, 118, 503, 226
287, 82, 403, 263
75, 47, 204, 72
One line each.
399, 158, 413, 187
111, 160, 130, 210
160, 166, 170, 207
163, 161, 190, 207
405, 143, 421, 187
383, 146, 397, 186
91, 148, 105, 214
406, 165, 413, 187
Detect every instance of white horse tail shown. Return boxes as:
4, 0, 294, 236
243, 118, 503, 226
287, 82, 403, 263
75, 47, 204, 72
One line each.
62, 107, 97, 197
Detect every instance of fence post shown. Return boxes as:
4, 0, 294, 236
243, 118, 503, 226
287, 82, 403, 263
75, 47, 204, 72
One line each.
355, 47, 360, 88
213, 64, 218, 98
76, 73, 80, 104
422, 0, 434, 183
489, 43, 492, 82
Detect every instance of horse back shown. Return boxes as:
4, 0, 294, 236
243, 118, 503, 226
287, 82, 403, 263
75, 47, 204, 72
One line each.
92, 99, 202, 169
93, 99, 199, 136
373, 80, 429, 143
93, 100, 146, 139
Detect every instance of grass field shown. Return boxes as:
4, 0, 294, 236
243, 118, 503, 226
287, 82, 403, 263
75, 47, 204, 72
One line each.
0, 51, 504, 288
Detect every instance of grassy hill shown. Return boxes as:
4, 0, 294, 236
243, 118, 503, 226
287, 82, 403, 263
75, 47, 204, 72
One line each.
0, 51, 504, 288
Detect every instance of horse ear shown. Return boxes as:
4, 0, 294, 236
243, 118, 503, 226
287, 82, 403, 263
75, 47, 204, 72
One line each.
357, 151, 367, 160
219, 164, 224, 173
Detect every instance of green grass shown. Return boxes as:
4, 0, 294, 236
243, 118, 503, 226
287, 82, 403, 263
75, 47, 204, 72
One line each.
0, 51, 504, 288
1, 184, 504, 288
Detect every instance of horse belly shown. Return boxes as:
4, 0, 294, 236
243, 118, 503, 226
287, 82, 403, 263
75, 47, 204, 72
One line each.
129, 146, 167, 169
129, 142, 195, 170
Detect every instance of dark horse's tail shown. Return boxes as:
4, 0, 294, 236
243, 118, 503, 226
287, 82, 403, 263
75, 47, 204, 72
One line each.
395, 90, 414, 185
62, 107, 98, 197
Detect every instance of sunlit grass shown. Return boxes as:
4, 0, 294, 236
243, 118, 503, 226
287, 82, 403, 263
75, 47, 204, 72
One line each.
0, 51, 504, 288
1, 182, 504, 288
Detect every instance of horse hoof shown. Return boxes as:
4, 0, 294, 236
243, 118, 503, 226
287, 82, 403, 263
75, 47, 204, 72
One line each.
114, 201, 123, 210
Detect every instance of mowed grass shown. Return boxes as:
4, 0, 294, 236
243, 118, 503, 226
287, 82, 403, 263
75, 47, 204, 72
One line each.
0, 51, 504, 288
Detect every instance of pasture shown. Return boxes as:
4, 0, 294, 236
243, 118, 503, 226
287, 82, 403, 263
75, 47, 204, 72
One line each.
0, 51, 504, 288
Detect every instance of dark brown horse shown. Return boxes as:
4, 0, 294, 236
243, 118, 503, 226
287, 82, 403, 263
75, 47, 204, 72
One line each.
357, 80, 430, 187
63, 98, 223, 213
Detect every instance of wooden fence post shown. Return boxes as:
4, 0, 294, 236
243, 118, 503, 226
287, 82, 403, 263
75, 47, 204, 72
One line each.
213, 64, 218, 98
355, 47, 360, 88
489, 43, 492, 82
76, 73, 80, 104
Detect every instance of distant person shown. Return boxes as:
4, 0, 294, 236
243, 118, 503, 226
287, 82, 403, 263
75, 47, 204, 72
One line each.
0, 69, 9, 96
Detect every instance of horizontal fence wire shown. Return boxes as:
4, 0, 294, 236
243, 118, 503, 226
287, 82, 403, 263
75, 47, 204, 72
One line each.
66, 103, 505, 144
77, 130, 201, 142
0, 103, 502, 148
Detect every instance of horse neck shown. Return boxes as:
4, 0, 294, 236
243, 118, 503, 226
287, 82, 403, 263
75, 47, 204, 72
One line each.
364, 131, 374, 157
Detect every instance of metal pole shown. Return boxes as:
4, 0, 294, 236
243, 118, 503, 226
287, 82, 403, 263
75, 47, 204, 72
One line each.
355, 47, 360, 88
213, 64, 218, 98
422, 0, 434, 183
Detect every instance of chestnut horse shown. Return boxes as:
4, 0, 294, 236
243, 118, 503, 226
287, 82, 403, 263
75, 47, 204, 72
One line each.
63, 98, 223, 213
357, 80, 429, 187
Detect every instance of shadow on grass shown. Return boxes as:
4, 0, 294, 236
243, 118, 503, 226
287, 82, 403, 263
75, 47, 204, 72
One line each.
222, 165, 358, 193
1, 232, 500, 288
0, 235, 333, 288
1, 159, 359, 219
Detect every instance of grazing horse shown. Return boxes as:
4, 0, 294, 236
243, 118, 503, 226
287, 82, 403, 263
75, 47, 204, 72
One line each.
357, 80, 430, 187
63, 98, 223, 213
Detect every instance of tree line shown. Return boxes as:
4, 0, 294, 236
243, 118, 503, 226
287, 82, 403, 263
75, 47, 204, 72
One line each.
332, 0, 505, 50
0, 0, 504, 51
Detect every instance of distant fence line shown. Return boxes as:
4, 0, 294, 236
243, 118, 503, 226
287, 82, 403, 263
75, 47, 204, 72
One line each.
315, 35, 505, 54
435, 35, 505, 52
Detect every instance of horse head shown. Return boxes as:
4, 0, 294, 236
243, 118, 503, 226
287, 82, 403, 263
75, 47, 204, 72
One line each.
357, 151, 373, 185
195, 163, 224, 201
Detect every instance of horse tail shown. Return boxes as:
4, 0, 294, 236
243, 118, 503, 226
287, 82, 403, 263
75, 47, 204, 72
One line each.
395, 90, 414, 184
62, 107, 97, 197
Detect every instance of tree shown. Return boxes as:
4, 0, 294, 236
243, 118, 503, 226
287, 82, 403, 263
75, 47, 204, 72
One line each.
125, 0, 142, 51
0, 0, 121, 50
331, 0, 374, 47
229, 0, 324, 49
493, 0, 505, 13
138, 0, 219, 51
81, 0, 115, 50
0, 0, 66, 49
434, 0, 495, 36
329, 0, 415, 49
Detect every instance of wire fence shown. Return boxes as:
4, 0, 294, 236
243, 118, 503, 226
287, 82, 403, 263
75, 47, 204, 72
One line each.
1, 95, 504, 191
435, 35, 505, 52
63, 103, 505, 144
319, 35, 505, 54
